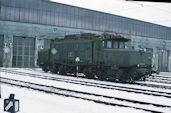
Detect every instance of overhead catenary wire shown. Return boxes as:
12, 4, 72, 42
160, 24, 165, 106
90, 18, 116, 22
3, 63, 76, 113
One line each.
125, 1, 171, 14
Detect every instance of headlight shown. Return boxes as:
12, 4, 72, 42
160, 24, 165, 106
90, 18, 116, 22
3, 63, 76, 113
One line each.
137, 64, 140, 67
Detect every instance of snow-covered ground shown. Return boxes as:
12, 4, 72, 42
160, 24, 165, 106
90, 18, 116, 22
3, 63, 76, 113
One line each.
4, 68, 171, 93
0, 68, 171, 113
1, 84, 145, 113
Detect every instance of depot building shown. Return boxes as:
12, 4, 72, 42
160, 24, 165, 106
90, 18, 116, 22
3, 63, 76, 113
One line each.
0, 0, 171, 72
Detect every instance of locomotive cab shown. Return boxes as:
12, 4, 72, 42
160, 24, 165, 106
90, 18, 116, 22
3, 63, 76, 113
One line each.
100, 34, 152, 81
101, 35, 130, 49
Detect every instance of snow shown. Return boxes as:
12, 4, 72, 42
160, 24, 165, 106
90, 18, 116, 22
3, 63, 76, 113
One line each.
2, 70, 171, 107
1, 68, 171, 113
5, 68, 171, 93
137, 80, 171, 87
0, 84, 145, 113
160, 72, 171, 76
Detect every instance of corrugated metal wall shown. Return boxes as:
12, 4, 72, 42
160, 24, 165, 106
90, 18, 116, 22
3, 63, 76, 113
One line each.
0, 0, 171, 40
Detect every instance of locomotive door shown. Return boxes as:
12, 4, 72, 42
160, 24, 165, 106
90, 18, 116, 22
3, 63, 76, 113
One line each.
157, 49, 169, 72
12, 36, 35, 67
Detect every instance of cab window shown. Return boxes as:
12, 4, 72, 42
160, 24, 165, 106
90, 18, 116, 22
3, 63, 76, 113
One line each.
107, 41, 112, 48
103, 40, 126, 49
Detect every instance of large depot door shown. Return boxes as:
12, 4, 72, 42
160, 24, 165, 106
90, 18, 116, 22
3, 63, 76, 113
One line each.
12, 36, 35, 67
157, 49, 169, 72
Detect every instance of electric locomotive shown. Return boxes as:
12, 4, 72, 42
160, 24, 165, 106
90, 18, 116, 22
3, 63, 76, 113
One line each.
37, 33, 152, 82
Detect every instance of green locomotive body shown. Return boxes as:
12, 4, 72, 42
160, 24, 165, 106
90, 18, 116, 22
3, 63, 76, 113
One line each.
38, 33, 152, 82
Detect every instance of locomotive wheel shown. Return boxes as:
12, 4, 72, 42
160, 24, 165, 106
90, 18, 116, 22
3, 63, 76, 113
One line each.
97, 71, 106, 80
58, 65, 67, 75
116, 70, 127, 82
42, 66, 49, 72
119, 77, 126, 82
127, 69, 137, 82
128, 76, 135, 83
119, 69, 136, 82
50, 65, 59, 74
83, 68, 94, 79
98, 76, 106, 80
86, 74, 94, 79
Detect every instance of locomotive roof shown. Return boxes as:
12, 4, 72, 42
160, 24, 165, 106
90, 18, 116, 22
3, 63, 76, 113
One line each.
65, 33, 99, 39
53, 33, 99, 41
53, 33, 130, 42
101, 33, 130, 42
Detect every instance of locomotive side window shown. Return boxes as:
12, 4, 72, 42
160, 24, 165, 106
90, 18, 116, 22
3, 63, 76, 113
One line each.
103, 40, 126, 49
107, 41, 112, 48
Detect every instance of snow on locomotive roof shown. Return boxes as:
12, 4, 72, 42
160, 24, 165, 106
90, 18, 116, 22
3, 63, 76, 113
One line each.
53, 33, 130, 42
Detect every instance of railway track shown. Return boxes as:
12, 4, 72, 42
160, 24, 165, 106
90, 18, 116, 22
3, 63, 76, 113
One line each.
159, 72, 171, 76
146, 79, 171, 84
150, 73, 171, 79
25, 68, 171, 90
9, 68, 171, 85
141, 73, 171, 85
1, 77, 170, 113
1, 69, 171, 98
150, 76, 171, 80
